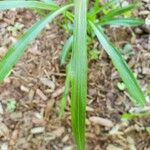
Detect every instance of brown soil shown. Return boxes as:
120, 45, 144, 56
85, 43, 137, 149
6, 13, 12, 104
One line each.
0, 0, 150, 150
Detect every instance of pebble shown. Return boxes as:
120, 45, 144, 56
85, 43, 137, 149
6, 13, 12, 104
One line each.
142, 25, 150, 33
145, 17, 150, 26
134, 28, 143, 34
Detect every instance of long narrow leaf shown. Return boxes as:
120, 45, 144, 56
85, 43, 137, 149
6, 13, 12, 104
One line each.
88, 0, 121, 19
89, 22, 146, 106
70, 0, 87, 149
101, 3, 141, 21
0, 1, 58, 10
59, 64, 71, 117
122, 112, 150, 120
0, 4, 73, 81
100, 18, 144, 26
60, 36, 73, 65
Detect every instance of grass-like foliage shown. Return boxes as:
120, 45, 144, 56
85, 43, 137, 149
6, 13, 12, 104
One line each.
0, 0, 146, 149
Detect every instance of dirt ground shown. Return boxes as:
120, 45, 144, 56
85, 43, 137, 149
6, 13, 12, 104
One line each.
0, 0, 150, 150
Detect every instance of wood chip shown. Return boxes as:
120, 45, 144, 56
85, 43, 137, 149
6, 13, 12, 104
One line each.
62, 146, 74, 150
10, 130, 19, 146
44, 99, 55, 119
86, 106, 94, 112
62, 135, 69, 143
36, 89, 47, 101
31, 127, 45, 134
28, 89, 35, 101
0, 47, 7, 57
127, 136, 136, 150
89, 116, 114, 128
20, 85, 29, 93
1, 142, 8, 150
106, 144, 123, 150
10, 112, 23, 121
0, 103, 4, 114
28, 44, 41, 55
0, 123, 9, 137
40, 77, 55, 91
52, 87, 65, 98
52, 127, 65, 137
139, 10, 150, 15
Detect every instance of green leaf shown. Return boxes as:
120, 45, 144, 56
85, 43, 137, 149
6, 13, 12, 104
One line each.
6, 99, 17, 112
60, 36, 73, 65
70, 0, 87, 149
100, 18, 144, 26
88, 0, 121, 19
122, 43, 133, 55
122, 112, 150, 121
0, 1, 58, 10
117, 82, 126, 91
101, 3, 141, 21
41, 0, 53, 3
94, 0, 99, 11
146, 127, 150, 134
89, 22, 146, 106
89, 49, 100, 60
59, 64, 71, 117
146, 84, 150, 95
0, 4, 73, 81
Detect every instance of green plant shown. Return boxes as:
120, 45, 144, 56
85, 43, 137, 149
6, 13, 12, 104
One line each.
122, 112, 150, 121
121, 110, 150, 135
0, 0, 146, 149
6, 99, 17, 112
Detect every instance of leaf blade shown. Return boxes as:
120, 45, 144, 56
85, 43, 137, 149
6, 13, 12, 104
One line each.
100, 18, 145, 26
70, 0, 87, 149
60, 35, 73, 65
0, 1, 58, 10
101, 3, 141, 21
59, 64, 71, 117
90, 22, 146, 106
88, 0, 121, 19
0, 4, 73, 81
